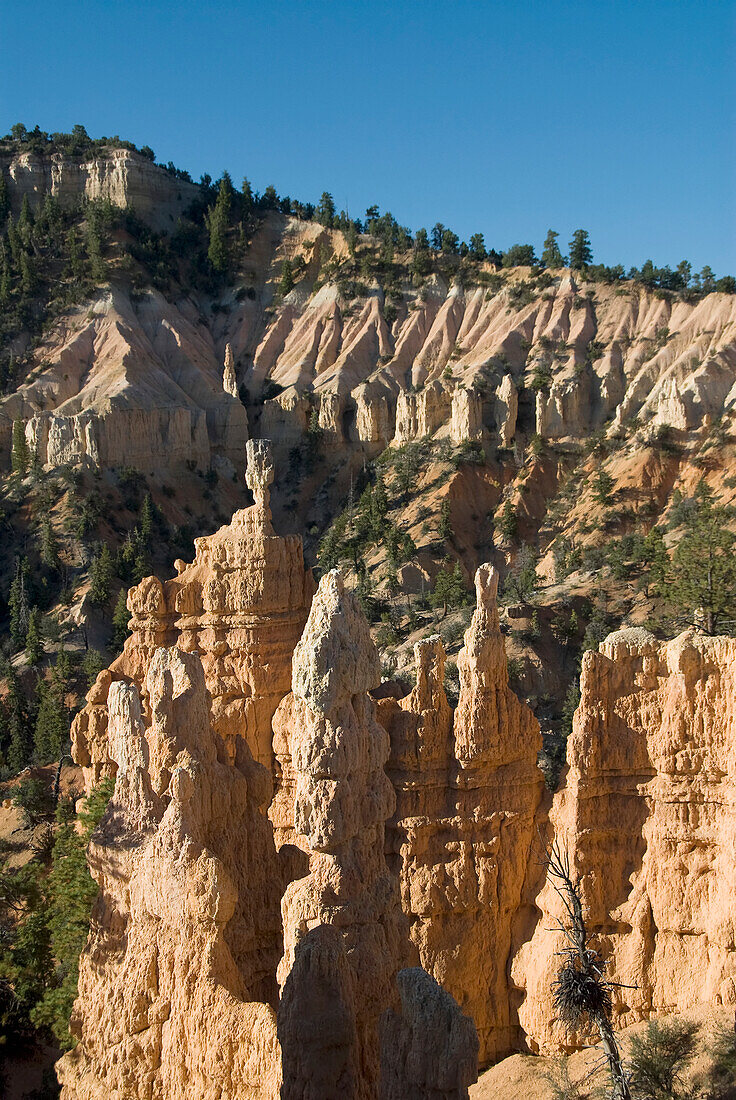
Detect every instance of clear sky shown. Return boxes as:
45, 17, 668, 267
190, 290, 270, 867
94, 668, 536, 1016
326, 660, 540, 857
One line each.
1, 0, 734, 274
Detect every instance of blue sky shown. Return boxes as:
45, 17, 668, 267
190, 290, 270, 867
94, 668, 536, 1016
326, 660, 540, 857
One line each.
1, 1, 734, 273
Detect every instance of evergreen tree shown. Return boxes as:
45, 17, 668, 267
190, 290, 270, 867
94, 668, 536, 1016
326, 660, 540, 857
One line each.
498, 501, 518, 542
279, 259, 295, 296
9, 557, 31, 647
19, 251, 36, 294
503, 544, 539, 602
668, 485, 736, 634
592, 467, 614, 506
568, 229, 593, 269
25, 607, 42, 666
65, 226, 82, 278
346, 221, 358, 256
241, 176, 254, 210
12, 419, 29, 474
316, 192, 336, 226
700, 265, 716, 293
38, 515, 59, 571
438, 499, 452, 540
31, 778, 114, 1047
111, 588, 130, 650
0, 171, 9, 225
6, 678, 32, 773
430, 561, 467, 610
34, 683, 68, 763
85, 213, 106, 282
207, 174, 232, 272
468, 233, 486, 260
139, 493, 154, 545
88, 544, 114, 605
542, 229, 565, 268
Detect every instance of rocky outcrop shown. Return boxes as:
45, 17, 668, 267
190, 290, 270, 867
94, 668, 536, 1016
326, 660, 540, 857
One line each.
0, 285, 249, 473
1, 147, 200, 231
71, 439, 313, 790
223, 342, 239, 397
276, 569, 478, 1098
58, 647, 284, 1100
63, 569, 477, 1100
513, 627, 736, 1053
380, 567, 544, 1064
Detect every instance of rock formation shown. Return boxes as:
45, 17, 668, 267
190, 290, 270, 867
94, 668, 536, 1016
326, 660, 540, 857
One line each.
71, 438, 313, 790
58, 647, 284, 1099
513, 626, 736, 1052
7, 202, 736, 479
223, 342, 239, 398
0, 284, 249, 473
377, 566, 543, 1064
1, 147, 200, 231
62, 569, 477, 1099
276, 568, 478, 1098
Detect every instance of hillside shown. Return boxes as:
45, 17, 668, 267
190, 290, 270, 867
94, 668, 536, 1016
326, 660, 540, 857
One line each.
1, 128, 736, 1098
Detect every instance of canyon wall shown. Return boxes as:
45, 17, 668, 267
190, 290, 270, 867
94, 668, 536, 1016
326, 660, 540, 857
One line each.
63, 447, 477, 1098
512, 626, 736, 1052
378, 566, 543, 1062
1, 147, 200, 231
4, 206, 736, 477
66, 442, 736, 1083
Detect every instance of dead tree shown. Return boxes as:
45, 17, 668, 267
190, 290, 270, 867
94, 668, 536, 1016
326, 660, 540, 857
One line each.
543, 838, 632, 1100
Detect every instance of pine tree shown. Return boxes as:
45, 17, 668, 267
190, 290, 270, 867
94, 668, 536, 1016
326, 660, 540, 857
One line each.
66, 227, 82, 278
317, 191, 336, 227
111, 588, 130, 650
568, 229, 593, 269
9, 557, 31, 646
34, 683, 68, 762
431, 561, 467, 609
139, 493, 154, 545
0, 171, 9, 225
438, 499, 452, 540
542, 229, 565, 268
25, 607, 42, 665
38, 514, 59, 571
279, 259, 295, 296
207, 174, 232, 272
88, 544, 114, 605
592, 468, 614, 506
668, 485, 736, 634
469, 233, 486, 260
7, 677, 32, 772
12, 418, 29, 474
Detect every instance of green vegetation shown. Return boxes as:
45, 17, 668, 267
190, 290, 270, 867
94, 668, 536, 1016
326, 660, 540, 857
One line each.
0, 778, 114, 1052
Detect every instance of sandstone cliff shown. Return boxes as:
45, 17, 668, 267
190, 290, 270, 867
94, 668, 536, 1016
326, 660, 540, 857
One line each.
71, 438, 313, 791
378, 566, 543, 1063
0, 147, 200, 231
61, 566, 478, 1099
58, 647, 284, 1100
512, 626, 736, 1052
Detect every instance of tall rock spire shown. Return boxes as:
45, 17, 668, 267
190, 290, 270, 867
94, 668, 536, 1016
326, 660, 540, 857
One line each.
223, 341, 238, 397
276, 570, 478, 1098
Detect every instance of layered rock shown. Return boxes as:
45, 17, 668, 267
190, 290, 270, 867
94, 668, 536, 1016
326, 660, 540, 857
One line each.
1, 147, 200, 231
64, 569, 477, 1099
513, 627, 736, 1053
72, 439, 313, 790
380, 567, 544, 1064
58, 647, 283, 1099
0, 284, 248, 473
275, 570, 478, 1098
